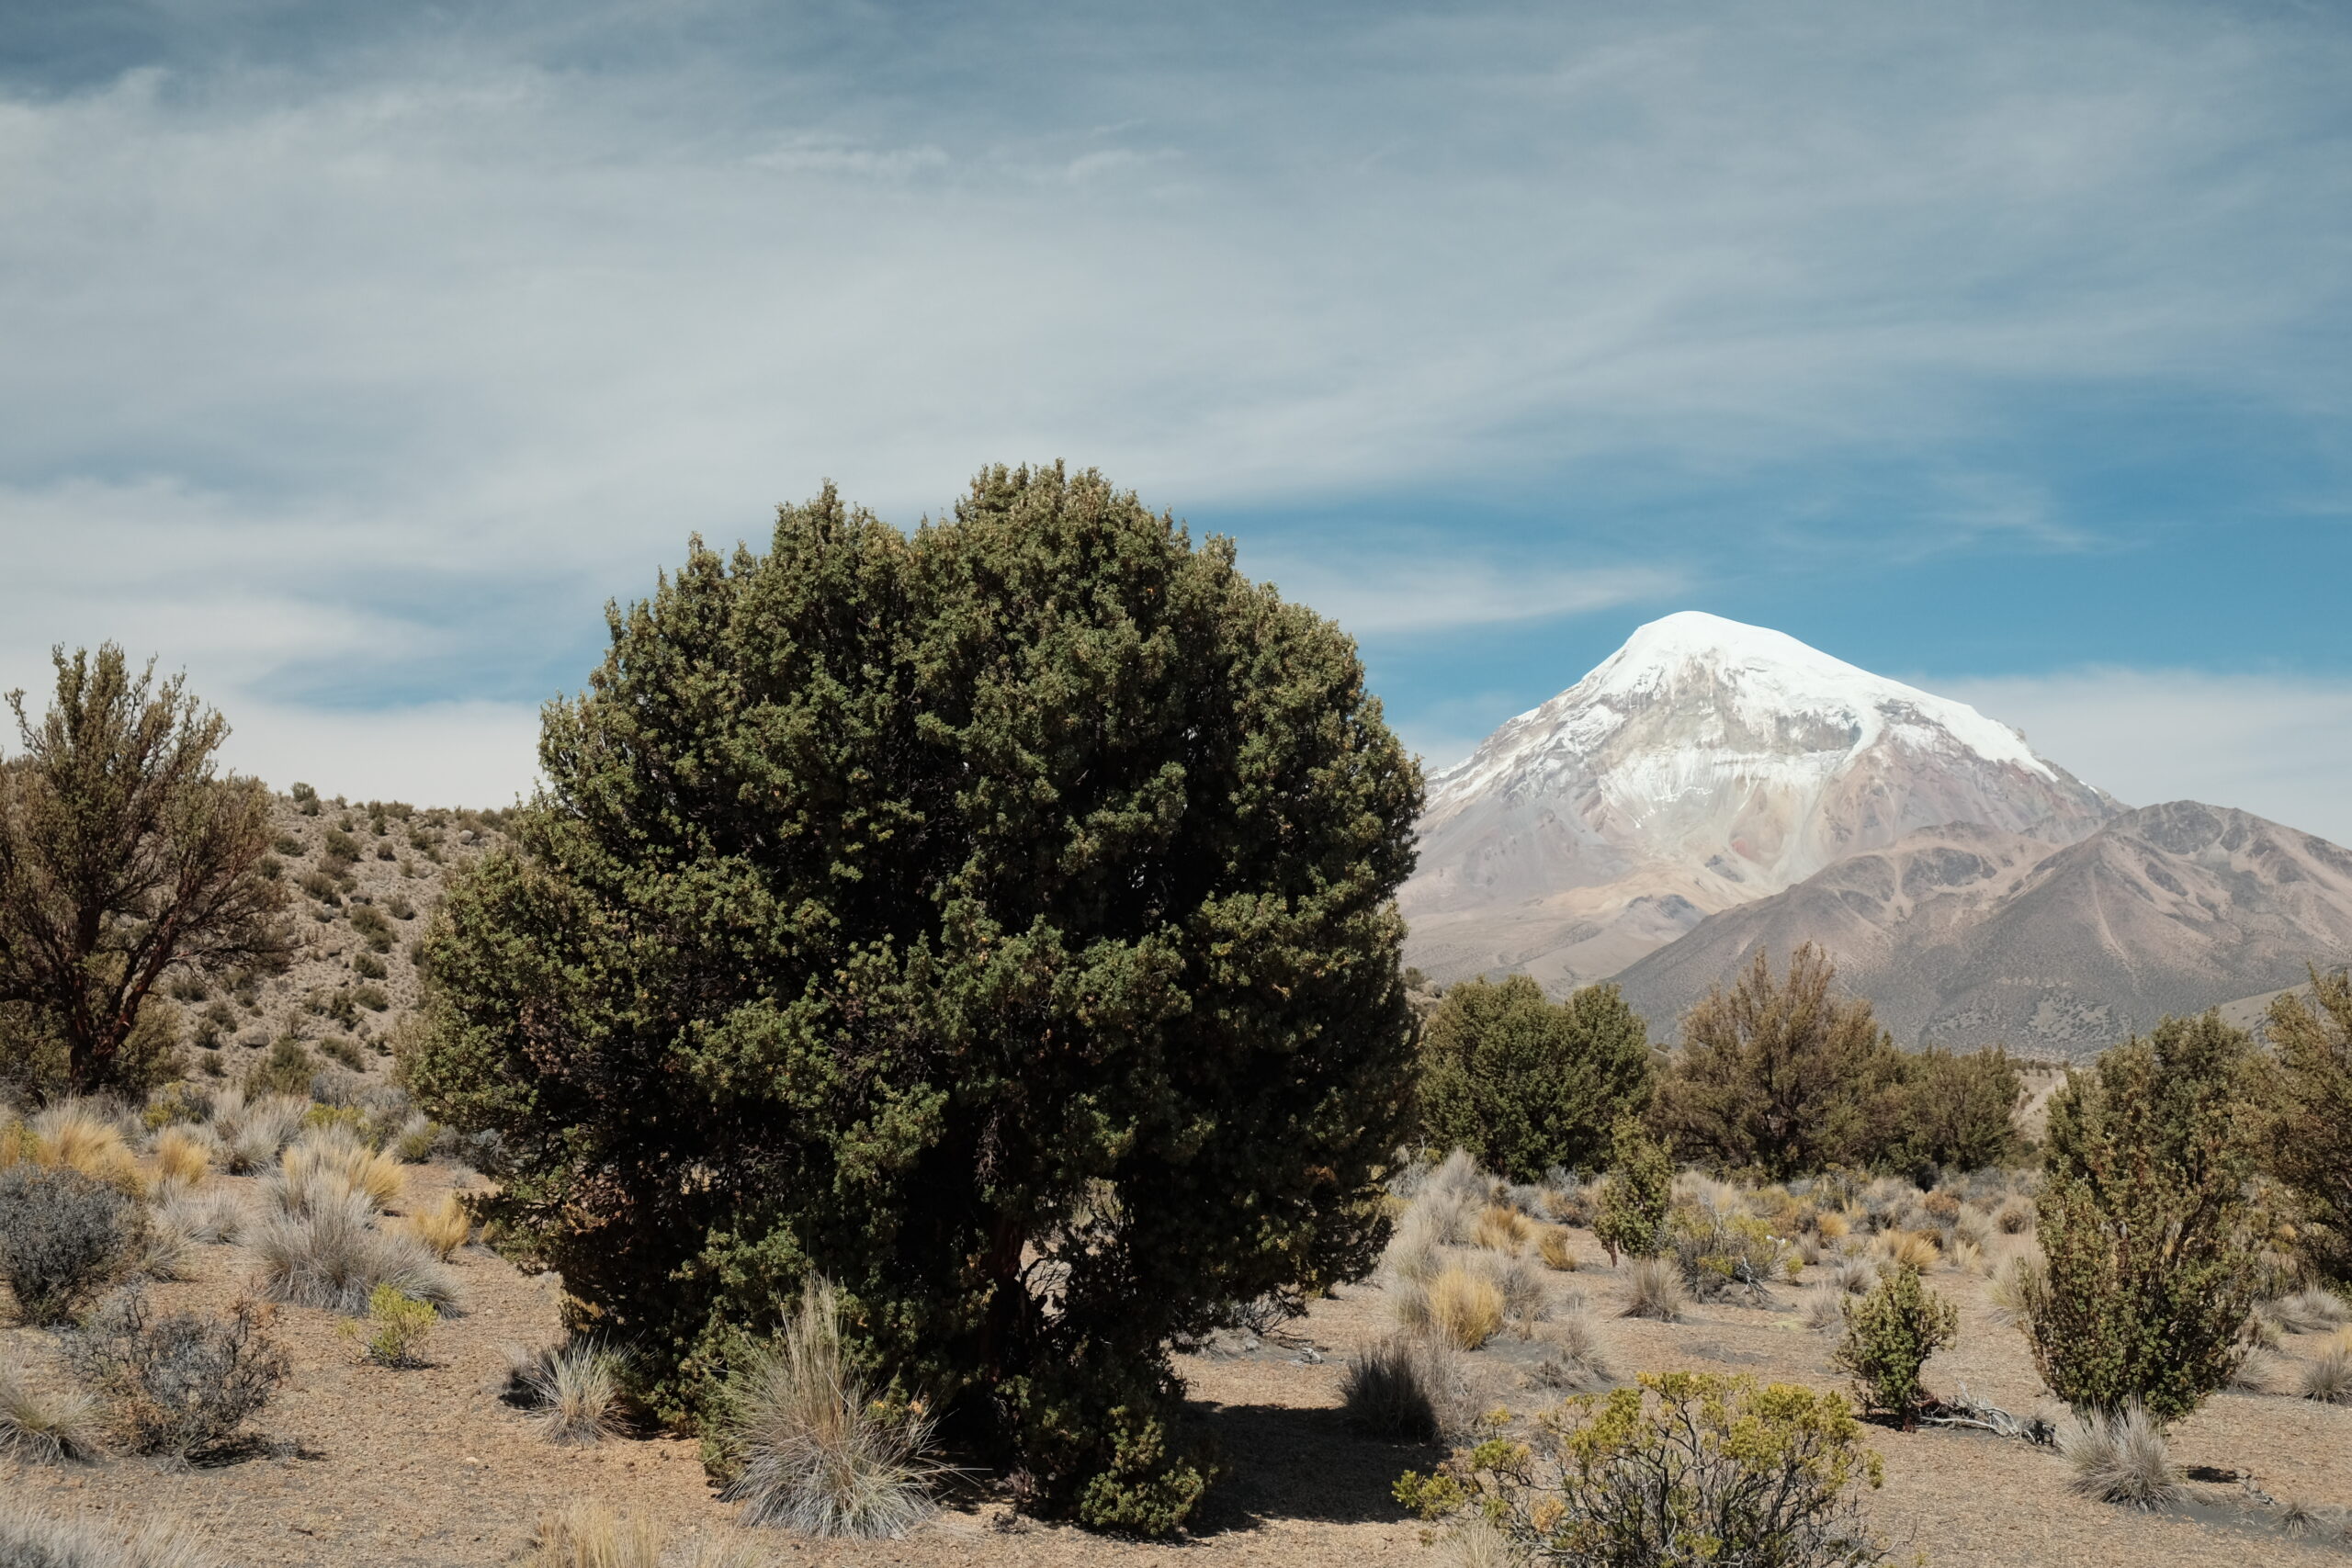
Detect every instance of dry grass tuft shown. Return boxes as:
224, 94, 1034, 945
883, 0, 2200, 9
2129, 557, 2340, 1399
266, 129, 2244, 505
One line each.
508, 1342, 628, 1445
402, 1191, 471, 1260
275, 1127, 403, 1214
2060, 1404, 2180, 1508
2301, 1343, 2352, 1405
1535, 1227, 1577, 1271
1342, 1333, 1471, 1440
1801, 1287, 1844, 1334
151, 1128, 213, 1188
719, 1279, 942, 1538
1472, 1204, 1534, 1256
1815, 1210, 1851, 1243
1386, 1204, 1446, 1284
1426, 1264, 1506, 1350
1876, 1229, 1940, 1271
1994, 1196, 2035, 1235
0, 1356, 103, 1463
1984, 1257, 2041, 1328
0, 1501, 222, 1568
1530, 1303, 1613, 1393
521, 1505, 663, 1568
1622, 1257, 1688, 1324
251, 1189, 460, 1314
209, 1092, 310, 1176
2271, 1287, 2351, 1336
29, 1105, 142, 1190
2230, 1348, 2278, 1393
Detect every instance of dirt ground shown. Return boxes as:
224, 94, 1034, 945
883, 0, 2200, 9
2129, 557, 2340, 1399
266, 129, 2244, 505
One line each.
8, 1163, 2349, 1568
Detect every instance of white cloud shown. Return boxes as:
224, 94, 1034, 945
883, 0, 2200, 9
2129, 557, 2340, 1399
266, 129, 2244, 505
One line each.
1243, 549, 1684, 637
212, 699, 543, 808
1940, 670, 2352, 848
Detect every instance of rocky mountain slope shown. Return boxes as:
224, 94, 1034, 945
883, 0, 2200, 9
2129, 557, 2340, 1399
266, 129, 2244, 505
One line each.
1401, 612, 2116, 989
1611, 801, 2352, 1055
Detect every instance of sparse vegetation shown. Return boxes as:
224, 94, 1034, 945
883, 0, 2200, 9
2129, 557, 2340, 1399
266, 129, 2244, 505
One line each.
2058, 1402, 2180, 1508
1343, 1332, 1472, 1440
244, 1037, 315, 1099
0, 1355, 102, 1462
0, 1501, 225, 1568
1621, 1257, 1688, 1323
251, 1187, 458, 1314
1395, 1372, 1893, 1566
1417, 976, 1653, 1181
64, 1291, 288, 1462
507, 1340, 628, 1445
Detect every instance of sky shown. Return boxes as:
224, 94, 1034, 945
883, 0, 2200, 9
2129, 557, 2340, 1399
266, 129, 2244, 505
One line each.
3, 2, 2349, 839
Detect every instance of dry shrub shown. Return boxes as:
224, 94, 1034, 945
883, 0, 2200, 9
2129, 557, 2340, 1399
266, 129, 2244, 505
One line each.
507, 1341, 627, 1444
1815, 1210, 1852, 1243
2060, 1403, 2179, 1508
1801, 1288, 1844, 1334
1623, 1257, 1688, 1323
1531, 1303, 1613, 1393
151, 1127, 213, 1188
521, 1505, 662, 1568
1473, 1204, 1534, 1256
251, 1188, 459, 1314
1342, 1333, 1472, 1440
402, 1191, 471, 1259
276, 1127, 403, 1213
2272, 1288, 2350, 1335
1427, 1264, 1506, 1349
2302, 1344, 2352, 1405
154, 1185, 243, 1246
0, 1355, 102, 1462
1995, 1196, 2034, 1235
1536, 1227, 1578, 1271
1876, 1230, 1939, 1272
0, 1501, 223, 1568
0, 1163, 141, 1324
718, 1280, 942, 1538
65, 1291, 288, 1463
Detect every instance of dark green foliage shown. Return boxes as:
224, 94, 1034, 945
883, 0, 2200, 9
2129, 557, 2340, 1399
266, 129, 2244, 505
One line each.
2024, 1013, 2261, 1423
66, 1290, 288, 1461
246, 1037, 315, 1099
0, 1165, 140, 1324
1417, 976, 1651, 1183
1883, 1047, 2022, 1176
1651, 946, 1903, 1181
0, 647, 293, 1100
412, 466, 1421, 1531
2267, 970, 2352, 1282
1833, 1264, 1957, 1423
1593, 1116, 1672, 1266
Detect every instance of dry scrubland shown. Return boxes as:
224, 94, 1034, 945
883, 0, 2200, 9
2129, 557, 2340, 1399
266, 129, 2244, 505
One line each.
6, 1077, 2352, 1566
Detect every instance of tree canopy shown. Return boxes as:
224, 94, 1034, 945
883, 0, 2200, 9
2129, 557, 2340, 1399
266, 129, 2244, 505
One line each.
411, 465, 1423, 1531
1416, 975, 1652, 1182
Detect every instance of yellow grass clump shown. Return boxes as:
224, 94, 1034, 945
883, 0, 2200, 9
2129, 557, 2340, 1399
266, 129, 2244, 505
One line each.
152, 1126, 213, 1188
1874, 1228, 1939, 1271
1535, 1227, 1578, 1271
1472, 1204, 1534, 1256
1426, 1265, 1505, 1350
403, 1191, 471, 1260
523, 1506, 664, 1568
1815, 1210, 1852, 1243
282, 1130, 404, 1213
30, 1107, 142, 1190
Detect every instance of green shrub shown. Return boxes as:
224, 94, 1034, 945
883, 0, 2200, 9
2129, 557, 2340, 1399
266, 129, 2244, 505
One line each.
1832, 1264, 1956, 1423
299, 869, 343, 907
318, 1037, 367, 1071
1396, 1371, 1893, 1565
1883, 1046, 2022, 1175
1593, 1116, 1672, 1266
350, 984, 390, 1013
353, 953, 388, 980
245, 1038, 316, 1099
273, 834, 304, 857
345, 1284, 435, 1367
412, 467, 1419, 1532
2267, 970, 2352, 1282
1416, 976, 1652, 1182
1650, 946, 1905, 1180
322, 829, 360, 864
1666, 1202, 1787, 1302
348, 905, 394, 953
2023, 1013, 2262, 1423
0, 1165, 140, 1324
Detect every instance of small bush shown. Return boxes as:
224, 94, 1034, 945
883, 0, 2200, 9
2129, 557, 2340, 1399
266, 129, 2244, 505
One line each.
1473, 1204, 1533, 1256
315, 1036, 365, 1071
152, 1126, 213, 1187
322, 829, 360, 864
2059, 1403, 2180, 1508
1395, 1371, 1893, 1566
1530, 1303, 1612, 1393
1535, 1228, 1577, 1271
718, 1280, 942, 1538
1593, 1116, 1672, 1266
345, 1284, 435, 1367
1832, 1264, 1957, 1422
387, 895, 416, 920
65, 1291, 288, 1462
299, 869, 343, 906
352, 952, 388, 981
0, 1356, 102, 1462
507, 1341, 627, 1444
350, 983, 390, 1012
348, 906, 394, 953
1668, 1204, 1787, 1302
273, 834, 305, 857
1343, 1333, 1471, 1441
0, 1502, 224, 1568
390, 1115, 447, 1164
1622, 1257, 1688, 1323
251, 1189, 458, 1314
403, 1191, 471, 1259
0, 1165, 140, 1324
1426, 1265, 1506, 1349
244, 1039, 316, 1100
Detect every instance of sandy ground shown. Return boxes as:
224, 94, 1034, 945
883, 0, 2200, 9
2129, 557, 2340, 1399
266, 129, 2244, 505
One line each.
7, 1165, 2349, 1568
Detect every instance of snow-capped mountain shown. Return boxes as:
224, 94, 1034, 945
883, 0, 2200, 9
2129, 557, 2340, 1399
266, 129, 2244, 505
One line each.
1400, 611, 2118, 989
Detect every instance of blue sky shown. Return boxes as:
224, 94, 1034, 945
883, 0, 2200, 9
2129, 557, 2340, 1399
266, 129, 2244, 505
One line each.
4, 2, 2350, 839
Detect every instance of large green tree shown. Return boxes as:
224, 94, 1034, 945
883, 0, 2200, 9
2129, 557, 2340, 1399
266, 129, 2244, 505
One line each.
2263, 969, 2352, 1283
1648, 945, 1904, 1180
411, 466, 1422, 1532
1416, 976, 1651, 1182
2022, 1012, 2262, 1422
0, 646, 290, 1100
